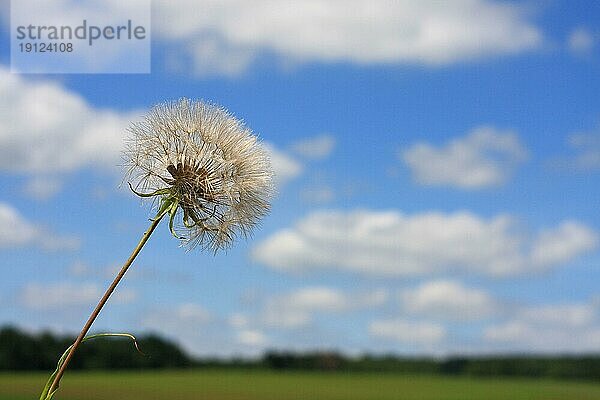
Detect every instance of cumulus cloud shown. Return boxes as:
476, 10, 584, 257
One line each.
401, 127, 528, 188
152, 0, 543, 77
19, 282, 136, 310
4, 1, 543, 76
183, 37, 256, 78
567, 27, 596, 54
236, 329, 268, 347
142, 303, 270, 356
484, 301, 600, 352
401, 280, 498, 321
300, 186, 335, 204
21, 177, 63, 200
0, 67, 135, 174
530, 221, 599, 266
0, 202, 79, 250
252, 209, 598, 277
291, 134, 336, 160
0, 69, 299, 194
369, 319, 445, 345
259, 286, 387, 329
0, 204, 38, 248
516, 303, 596, 328
554, 131, 600, 172
261, 310, 311, 330
142, 303, 212, 332
263, 143, 303, 185
228, 313, 250, 329
275, 287, 351, 312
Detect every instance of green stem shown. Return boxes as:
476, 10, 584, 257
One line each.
45, 208, 168, 397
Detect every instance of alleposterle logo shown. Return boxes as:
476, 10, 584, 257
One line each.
10, 0, 151, 73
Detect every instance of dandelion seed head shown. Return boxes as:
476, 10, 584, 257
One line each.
123, 98, 274, 251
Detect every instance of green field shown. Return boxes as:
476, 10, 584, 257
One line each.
2, 370, 600, 400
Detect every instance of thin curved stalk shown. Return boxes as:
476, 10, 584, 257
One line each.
44, 207, 168, 397
40, 333, 143, 400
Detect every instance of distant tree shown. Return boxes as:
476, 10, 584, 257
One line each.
0, 326, 191, 370
2, 325, 600, 380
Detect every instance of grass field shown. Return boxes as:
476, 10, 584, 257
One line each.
1, 370, 600, 400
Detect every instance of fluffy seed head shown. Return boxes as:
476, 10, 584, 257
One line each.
123, 98, 274, 251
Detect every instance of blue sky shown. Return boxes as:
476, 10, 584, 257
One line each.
0, 0, 600, 357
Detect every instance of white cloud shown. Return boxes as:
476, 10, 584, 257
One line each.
570, 131, 600, 148
262, 286, 387, 329
261, 310, 311, 330
275, 287, 350, 312
0, 202, 79, 250
516, 303, 596, 328
69, 261, 91, 277
568, 27, 596, 54
19, 282, 136, 310
263, 143, 303, 185
252, 209, 598, 277
401, 127, 528, 188
153, 0, 543, 76
141, 303, 211, 331
21, 177, 63, 200
236, 329, 268, 347
369, 319, 445, 345
291, 134, 336, 159
530, 221, 599, 266
39, 235, 81, 252
4, 1, 543, 77
401, 280, 497, 321
185, 37, 256, 78
140, 303, 253, 357
484, 301, 600, 352
228, 313, 250, 328
0, 203, 38, 248
141, 304, 273, 357
300, 186, 335, 204
0, 67, 135, 174
559, 131, 600, 171
0, 69, 299, 195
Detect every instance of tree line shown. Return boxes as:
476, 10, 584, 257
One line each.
262, 352, 600, 380
0, 326, 191, 370
2, 326, 600, 380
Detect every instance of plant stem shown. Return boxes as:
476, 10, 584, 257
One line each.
47, 211, 167, 396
